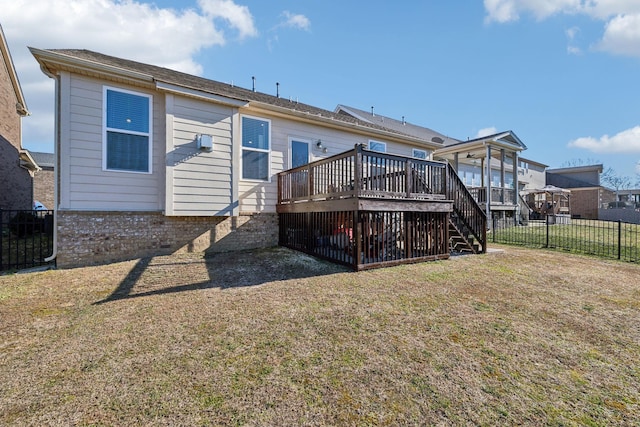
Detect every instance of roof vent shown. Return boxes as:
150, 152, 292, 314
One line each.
371, 106, 375, 116
252, 76, 256, 92
276, 82, 280, 98
402, 116, 406, 125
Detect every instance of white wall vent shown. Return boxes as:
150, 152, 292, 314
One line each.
198, 134, 213, 151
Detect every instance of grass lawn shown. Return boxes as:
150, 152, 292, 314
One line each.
1, 246, 639, 426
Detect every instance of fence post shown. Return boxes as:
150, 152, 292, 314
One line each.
546, 214, 550, 248
618, 220, 622, 260
0, 209, 3, 270
492, 216, 496, 243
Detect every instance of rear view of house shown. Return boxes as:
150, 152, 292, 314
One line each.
32, 48, 488, 268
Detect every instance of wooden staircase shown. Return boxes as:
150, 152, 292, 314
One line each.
411, 163, 487, 254
445, 163, 487, 255
449, 215, 481, 254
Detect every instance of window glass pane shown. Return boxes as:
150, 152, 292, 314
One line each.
291, 140, 309, 168
242, 150, 269, 180
106, 131, 149, 172
106, 89, 149, 132
369, 141, 386, 152
242, 117, 269, 150
413, 149, 427, 159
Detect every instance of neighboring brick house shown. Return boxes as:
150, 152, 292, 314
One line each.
546, 165, 615, 219
31, 48, 448, 268
30, 151, 55, 210
0, 23, 38, 210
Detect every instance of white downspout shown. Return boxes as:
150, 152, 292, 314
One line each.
44, 71, 59, 263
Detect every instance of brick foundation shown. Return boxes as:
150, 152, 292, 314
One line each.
55, 211, 279, 268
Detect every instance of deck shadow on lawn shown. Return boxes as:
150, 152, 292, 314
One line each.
94, 247, 349, 304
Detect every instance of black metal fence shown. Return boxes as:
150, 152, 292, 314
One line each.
491, 216, 640, 263
1, 210, 55, 272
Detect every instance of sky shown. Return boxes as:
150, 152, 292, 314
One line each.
3, 0, 640, 181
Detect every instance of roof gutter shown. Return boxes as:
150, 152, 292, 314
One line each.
18, 150, 41, 173
155, 81, 248, 108
29, 47, 154, 86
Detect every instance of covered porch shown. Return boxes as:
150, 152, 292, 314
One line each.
433, 131, 526, 225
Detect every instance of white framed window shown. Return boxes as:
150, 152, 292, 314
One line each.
241, 115, 271, 181
103, 86, 152, 173
368, 140, 387, 153
412, 148, 427, 160
289, 138, 310, 169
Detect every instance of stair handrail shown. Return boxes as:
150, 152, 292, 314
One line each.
445, 163, 487, 253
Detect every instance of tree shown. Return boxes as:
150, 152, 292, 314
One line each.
561, 158, 602, 168
601, 167, 631, 193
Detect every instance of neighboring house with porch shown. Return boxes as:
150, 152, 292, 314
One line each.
32, 48, 487, 269
432, 132, 527, 225
335, 106, 540, 226
0, 23, 38, 211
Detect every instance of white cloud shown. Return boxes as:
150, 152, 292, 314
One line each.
280, 11, 311, 31
483, 0, 520, 23
476, 127, 498, 138
268, 11, 311, 51
565, 26, 582, 54
1, 0, 258, 151
567, 45, 583, 54
198, 0, 258, 39
566, 26, 580, 39
580, 1, 640, 20
596, 13, 640, 57
568, 126, 640, 153
483, 0, 640, 58
484, 0, 581, 23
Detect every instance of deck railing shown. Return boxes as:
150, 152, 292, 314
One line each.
278, 145, 487, 259
278, 145, 448, 204
469, 186, 516, 205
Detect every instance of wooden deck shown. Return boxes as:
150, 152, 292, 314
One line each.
277, 145, 486, 270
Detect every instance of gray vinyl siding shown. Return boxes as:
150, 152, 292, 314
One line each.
60, 74, 433, 216
61, 74, 163, 211
166, 96, 234, 216
238, 115, 382, 213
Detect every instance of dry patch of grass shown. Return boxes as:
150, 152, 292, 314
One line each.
1, 246, 639, 425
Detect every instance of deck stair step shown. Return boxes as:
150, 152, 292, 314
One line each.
448, 218, 481, 254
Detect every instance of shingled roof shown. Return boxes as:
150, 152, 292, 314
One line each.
36, 49, 436, 144
335, 105, 455, 146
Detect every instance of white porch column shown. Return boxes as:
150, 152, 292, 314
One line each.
512, 152, 519, 205
486, 145, 492, 221
500, 149, 506, 203
513, 151, 519, 225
